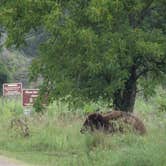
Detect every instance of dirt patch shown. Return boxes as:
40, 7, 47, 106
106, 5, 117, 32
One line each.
0, 156, 29, 166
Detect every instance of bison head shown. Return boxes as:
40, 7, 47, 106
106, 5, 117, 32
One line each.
80, 113, 106, 134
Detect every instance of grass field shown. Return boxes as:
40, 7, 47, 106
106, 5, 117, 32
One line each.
0, 92, 166, 166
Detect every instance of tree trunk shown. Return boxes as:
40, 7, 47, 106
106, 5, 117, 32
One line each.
113, 66, 137, 112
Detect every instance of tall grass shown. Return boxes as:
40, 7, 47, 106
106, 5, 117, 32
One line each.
0, 93, 166, 166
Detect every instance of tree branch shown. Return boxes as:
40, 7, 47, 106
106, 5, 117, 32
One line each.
128, 0, 154, 28
137, 0, 154, 26
136, 68, 149, 80
136, 89, 144, 93
136, 56, 166, 80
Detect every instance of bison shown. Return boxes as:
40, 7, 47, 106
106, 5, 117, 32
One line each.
80, 111, 146, 135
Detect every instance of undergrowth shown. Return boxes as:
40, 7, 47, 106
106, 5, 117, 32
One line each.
0, 93, 166, 166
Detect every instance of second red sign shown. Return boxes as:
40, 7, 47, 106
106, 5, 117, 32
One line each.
22, 89, 39, 106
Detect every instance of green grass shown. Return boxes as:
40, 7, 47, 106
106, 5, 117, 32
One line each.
0, 95, 166, 166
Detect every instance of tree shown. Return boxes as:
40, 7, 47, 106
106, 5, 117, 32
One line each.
1, 0, 166, 111
0, 60, 10, 95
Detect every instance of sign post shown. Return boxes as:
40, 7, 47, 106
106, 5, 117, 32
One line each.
2, 83, 22, 112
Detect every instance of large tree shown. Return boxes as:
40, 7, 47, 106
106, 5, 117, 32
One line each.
1, 0, 166, 111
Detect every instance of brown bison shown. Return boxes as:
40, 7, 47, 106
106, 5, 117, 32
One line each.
80, 111, 146, 135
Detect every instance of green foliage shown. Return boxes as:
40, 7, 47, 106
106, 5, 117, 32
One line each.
0, 48, 30, 87
155, 88, 166, 112
33, 95, 46, 113
83, 102, 98, 114
0, 60, 10, 94
1, 0, 166, 111
0, 0, 54, 47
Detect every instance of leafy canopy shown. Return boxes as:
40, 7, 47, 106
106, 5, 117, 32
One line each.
1, 0, 166, 104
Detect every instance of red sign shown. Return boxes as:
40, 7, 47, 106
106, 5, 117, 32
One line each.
3, 83, 22, 96
22, 89, 39, 106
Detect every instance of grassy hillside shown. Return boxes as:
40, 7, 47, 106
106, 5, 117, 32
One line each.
0, 92, 166, 166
